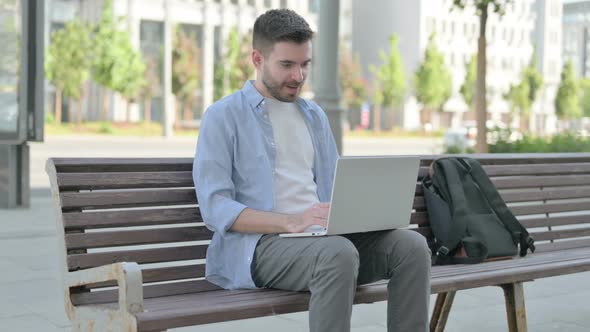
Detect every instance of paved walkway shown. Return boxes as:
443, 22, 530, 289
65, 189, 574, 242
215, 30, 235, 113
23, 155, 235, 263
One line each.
1, 135, 589, 331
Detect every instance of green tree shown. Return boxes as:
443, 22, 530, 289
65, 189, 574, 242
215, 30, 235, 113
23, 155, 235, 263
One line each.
45, 20, 94, 125
172, 27, 201, 128
92, 0, 145, 122
555, 60, 581, 121
213, 62, 225, 102
579, 78, 590, 118
453, 0, 513, 152
141, 56, 161, 124
414, 34, 453, 130
524, 49, 544, 106
111, 32, 146, 122
504, 80, 530, 132
370, 35, 406, 132
460, 54, 477, 113
226, 28, 254, 94
507, 51, 543, 133
92, 0, 118, 120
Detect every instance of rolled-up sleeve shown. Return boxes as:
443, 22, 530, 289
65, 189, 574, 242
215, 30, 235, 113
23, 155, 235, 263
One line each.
193, 107, 247, 237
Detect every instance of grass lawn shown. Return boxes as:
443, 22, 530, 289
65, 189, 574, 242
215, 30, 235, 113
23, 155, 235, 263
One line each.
45, 121, 199, 137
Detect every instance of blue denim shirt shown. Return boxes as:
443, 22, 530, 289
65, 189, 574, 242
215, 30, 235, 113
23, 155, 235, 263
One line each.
192, 81, 339, 290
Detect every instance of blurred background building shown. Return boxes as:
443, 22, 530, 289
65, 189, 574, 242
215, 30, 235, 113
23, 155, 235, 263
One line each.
45, 0, 319, 127
351, 0, 562, 134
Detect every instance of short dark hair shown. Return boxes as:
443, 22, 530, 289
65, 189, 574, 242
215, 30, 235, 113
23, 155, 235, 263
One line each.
253, 9, 314, 55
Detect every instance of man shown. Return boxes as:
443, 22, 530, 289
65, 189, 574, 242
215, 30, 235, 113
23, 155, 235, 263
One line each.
193, 9, 431, 332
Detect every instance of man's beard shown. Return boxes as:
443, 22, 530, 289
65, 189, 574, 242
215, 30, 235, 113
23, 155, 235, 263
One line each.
261, 68, 304, 102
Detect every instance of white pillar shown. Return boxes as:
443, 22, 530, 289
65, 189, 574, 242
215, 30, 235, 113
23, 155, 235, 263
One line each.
202, 2, 215, 113
313, 0, 343, 154
163, 0, 174, 137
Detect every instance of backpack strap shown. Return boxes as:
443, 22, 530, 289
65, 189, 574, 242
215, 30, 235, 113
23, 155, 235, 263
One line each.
431, 158, 488, 263
463, 158, 536, 256
435, 236, 488, 265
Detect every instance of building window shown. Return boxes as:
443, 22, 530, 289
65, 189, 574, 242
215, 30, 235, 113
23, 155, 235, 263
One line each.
230, 0, 238, 5
248, 0, 255, 6
265, 0, 272, 8
280, 0, 287, 8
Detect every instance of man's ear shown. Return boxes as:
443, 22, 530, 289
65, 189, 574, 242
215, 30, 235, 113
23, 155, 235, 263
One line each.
252, 49, 264, 69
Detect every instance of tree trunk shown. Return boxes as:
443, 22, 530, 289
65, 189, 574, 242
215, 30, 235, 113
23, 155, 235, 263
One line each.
144, 97, 152, 124
520, 113, 529, 134
69, 98, 75, 125
374, 103, 381, 133
55, 87, 62, 125
102, 90, 110, 121
77, 98, 83, 127
174, 98, 181, 130
183, 102, 193, 122
125, 99, 131, 123
476, 3, 489, 153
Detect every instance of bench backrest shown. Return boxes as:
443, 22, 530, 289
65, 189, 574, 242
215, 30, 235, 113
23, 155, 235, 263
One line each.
46, 154, 590, 306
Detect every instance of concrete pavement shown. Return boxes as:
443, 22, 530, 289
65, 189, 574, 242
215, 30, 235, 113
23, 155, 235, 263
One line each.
1, 135, 589, 331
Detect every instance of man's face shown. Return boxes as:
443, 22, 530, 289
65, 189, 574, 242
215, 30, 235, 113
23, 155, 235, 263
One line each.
254, 41, 312, 102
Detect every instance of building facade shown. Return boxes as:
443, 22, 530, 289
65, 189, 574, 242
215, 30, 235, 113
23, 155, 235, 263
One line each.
351, 0, 558, 133
563, 0, 590, 78
46, 0, 318, 125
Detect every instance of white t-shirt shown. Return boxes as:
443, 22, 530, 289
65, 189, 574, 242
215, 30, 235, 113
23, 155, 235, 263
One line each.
266, 98, 320, 214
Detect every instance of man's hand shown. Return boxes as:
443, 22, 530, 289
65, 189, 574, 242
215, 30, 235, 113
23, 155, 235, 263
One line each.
285, 203, 330, 233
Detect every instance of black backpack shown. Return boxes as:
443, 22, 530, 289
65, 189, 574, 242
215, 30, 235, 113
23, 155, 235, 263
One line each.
422, 157, 535, 265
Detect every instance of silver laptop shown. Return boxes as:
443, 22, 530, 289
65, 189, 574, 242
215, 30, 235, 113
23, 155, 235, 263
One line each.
280, 156, 420, 237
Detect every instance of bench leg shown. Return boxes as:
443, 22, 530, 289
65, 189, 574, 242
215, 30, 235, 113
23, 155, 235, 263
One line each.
430, 291, 456, 332
501, 282, 527, 332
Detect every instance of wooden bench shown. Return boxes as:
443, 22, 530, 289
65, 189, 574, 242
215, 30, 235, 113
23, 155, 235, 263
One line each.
46, 153, 590, 332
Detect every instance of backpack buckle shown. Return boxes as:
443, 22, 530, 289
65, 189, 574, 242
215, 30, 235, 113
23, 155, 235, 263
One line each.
438, 246, 450, 256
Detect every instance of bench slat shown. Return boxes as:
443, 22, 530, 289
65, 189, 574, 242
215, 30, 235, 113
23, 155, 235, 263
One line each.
86, 265, 207, 289
500, 187, 590, 203
510, 201, 590, 216
483, 163, 590, 176
58, 172, 194, 190
534, 238, 590, 252
65, 226, 212, 250
60, 189, 197, 210
492, 174, 590, 189
67, 245, 208, 270
529, 227, 590, 241
430, 247, 590, 277
519, 214, 590, 228
51, 158, 193, 173
63, 208, 203, 230
71, 279, 221, 306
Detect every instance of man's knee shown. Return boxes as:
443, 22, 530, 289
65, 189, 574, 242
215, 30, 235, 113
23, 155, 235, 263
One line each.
316, 237, 360, 277
391, 229, 431, 265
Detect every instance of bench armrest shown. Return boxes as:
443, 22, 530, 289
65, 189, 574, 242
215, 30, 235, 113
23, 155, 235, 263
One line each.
66, 262, 143, 314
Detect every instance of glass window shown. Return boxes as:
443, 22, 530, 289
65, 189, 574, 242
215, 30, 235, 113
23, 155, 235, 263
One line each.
0, 0, 20, 137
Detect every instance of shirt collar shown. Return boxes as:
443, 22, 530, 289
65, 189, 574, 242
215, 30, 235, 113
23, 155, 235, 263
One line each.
241, 80, 312, 114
